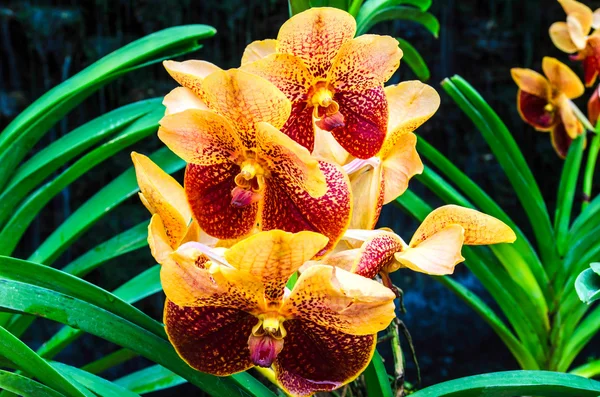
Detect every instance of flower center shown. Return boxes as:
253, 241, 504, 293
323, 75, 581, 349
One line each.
544, 103, 555, 113
231, 151, 268, 208
308, 82, 345, 131
247, 314, 286, 367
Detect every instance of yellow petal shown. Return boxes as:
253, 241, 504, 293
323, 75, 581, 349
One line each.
557, 95, 584, 138
132, 152, 190, 248
163, 87, 208, 116
241, 39, 278, 65
202, 69, 292, 145
549, 21, 578, 53
163, 60, 221, 98
510, 68, 551, 99
409, 204, 517, 247
542, 56, 585, 99
312, 128, 352, 166
393, 224, 465, 275
281, 264, 396, 335
348, 163, 383, 230
559, 0, 593, 34
148, 214, 174, 265
381, 81, 440, 156
593, 8, 600, 29
317, 249, 360, 272
567, 14, 588, 50
256, 121, 327, 198
224, 230, 329, 302
277, 7, 356, 77
382, 132, 423, 204
158, 109, 244, 165
328, 35, 403, 92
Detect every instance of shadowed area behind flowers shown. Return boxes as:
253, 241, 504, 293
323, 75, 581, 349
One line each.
1, 0, 599, 394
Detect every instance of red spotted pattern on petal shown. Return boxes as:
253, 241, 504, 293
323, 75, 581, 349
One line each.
184, 163, 258, 240
164, 301, 256, 376
353, 233, 404, 279
581, 37, 600, 87
274, 320, 376, 397
282, 101, 316, 151
517, 90, 558, 130
331, 86, 388, 159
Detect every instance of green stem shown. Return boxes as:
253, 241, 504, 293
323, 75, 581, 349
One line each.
348, 0, 364, 16
570, 359, 600, 378
582, 132, 600, 210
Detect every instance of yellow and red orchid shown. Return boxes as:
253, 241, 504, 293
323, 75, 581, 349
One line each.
321, 205, 516, 287
161, 230, 396, 397
549, 0, 600, 86
240, 7, 403, 159
589, 83, 600, 125
158, 68, 352, 253
511, 57, 585, 157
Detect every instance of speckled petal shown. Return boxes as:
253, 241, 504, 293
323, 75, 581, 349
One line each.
132, 152, 190, 248
381, 132, 423, 204
394, 224, 465, 275
550, 21, 578, 53
277, 7, 356, 78
262, 161, 352, 255
158, 109, 244, 166
409, 204, 517, 247
542, 56, 585, 99
274, 320, 376, 397
331, 86, 388, 159
163, 60, 221, 99
281, 264, 396, 335
224, 230, 328, 302
352, 232, 405, 278
201, 69, 292, 147
516, 90, 558, 131
551, 122, 574, 158
164, 301, 256, 376
348, 163, 384, 230
185, 163, 258, 240
241, 39, 278, 65
148, 214, 173, 265
282, 101, 316, 151
329, 35, 402, 92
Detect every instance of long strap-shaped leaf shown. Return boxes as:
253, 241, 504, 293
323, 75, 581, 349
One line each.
115, 365, 186, 395
0, 326, 91, 397
81, 349, 139, 375
357, 5, 439, 35
50, 363, 140, 397
0, 279, 275, 397
409, 370, 600, 396
0, 370, 65, 397
363, 351, 394, 397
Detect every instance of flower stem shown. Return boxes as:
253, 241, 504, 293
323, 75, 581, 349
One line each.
582, 131, 600, 210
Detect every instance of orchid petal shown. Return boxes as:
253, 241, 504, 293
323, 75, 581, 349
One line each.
163, 60, 221, 99
558, 95, 584, 138
549, 21, 578, 53
551, 122, 574, 158
560, 0, 593, 35
382, 132, 423, 204
516, 90, 558, 131
542, 56, 585, 99
163, 87, 208, 116
348, 162, 383, 230
241, 39, 278, 65
510, 68, 551, 99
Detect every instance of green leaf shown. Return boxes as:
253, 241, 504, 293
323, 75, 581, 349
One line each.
81, 349, 139, 376
0, 25, 215, 190
575, 263, 600, 304
357, 6, 439, 36
364, 351, 393, 397
0, 99, 161, 228
115, 365, 186, 395
0, 370, 64, 397
582, 131, 600, 210
288, 0, 311, 15
0, 279, 275, 397
356, 0, 432, 28
396, 38, 430, 80
0, 326, 91, 397
555, 135, 586, 256
29, 147, 184, 266
0, 108, 163, 256
409, 370, 600, 397
348, 0, 365, 16
556, 302, 600, 371
50, 362, 140, 397
570, 359, 600, 378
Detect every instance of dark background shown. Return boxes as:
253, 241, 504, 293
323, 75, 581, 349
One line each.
1, 0, 599, 395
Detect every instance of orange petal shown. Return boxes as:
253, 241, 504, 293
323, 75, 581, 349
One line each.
256, 121, 326, 198
281, 264, 396, 335
510, 68, 551, 99
261, 161, 352, 255
241, 39, 278, 65
331, 86, 388, 158
147, 214, 174, 265
132, 152, 190, 248
329, 35, 402, 92
163, 60, 221, 99
382, 81, 440, 157
352, 231, 405, 278
567, 14, 589, 50
312, 128, 351, 166
164, 301, 256, 376
158, 109, 244, 166
516, 90, 558, 131
201, 69, 292, 147
163, 87, 208, 116
381, 132, 423, 204
557, 95, 584, 138
224, 230, 328, 302
277, 7, 356, 78
559, 0, 593, 35
551, 122, 574, 158
274, 320, 376, 396
409, 204, 517, 247
185, 163, 259, 240
394, 224, 465, 275
550, 21, 578, 53
542, 56, 585, 99
348, 163, 384, 230
594, 8, 600, 28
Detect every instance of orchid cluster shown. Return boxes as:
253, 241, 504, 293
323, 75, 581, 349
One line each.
132, 7, 516, 396
513, 0, 600, 158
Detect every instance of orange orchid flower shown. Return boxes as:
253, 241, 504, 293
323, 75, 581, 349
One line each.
549, 0, 600, 86
240, 7, 403, 159
589, 84, 600, 125
511, 57, 585, 157
158, 68, 351, 253
321, 206, 516, 288
161, 230, 396, 397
